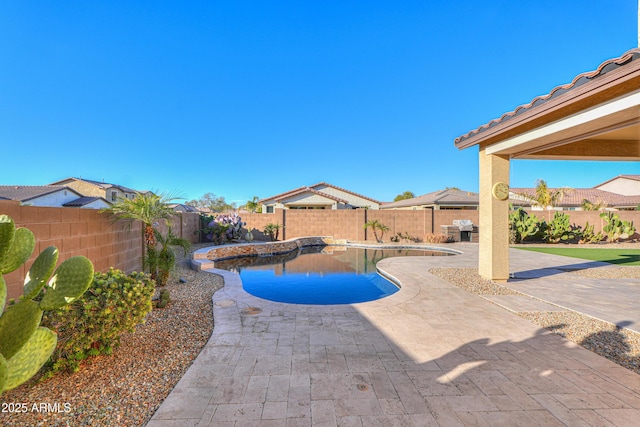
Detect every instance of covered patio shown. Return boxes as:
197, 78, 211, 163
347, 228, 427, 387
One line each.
455, 48, 640, 281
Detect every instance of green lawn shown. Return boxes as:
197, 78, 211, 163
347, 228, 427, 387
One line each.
515, 247, 640, 266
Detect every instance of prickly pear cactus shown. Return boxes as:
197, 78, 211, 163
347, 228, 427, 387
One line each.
0, 214, 94, 394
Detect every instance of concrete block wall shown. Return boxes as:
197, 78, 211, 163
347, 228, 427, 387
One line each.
1, 201, 143, 299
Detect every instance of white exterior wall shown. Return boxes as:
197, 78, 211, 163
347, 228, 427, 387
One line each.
24, 190, 81, 207
82, 199, 111, 209
596, 178, 640, 196
313, 184, 379, 209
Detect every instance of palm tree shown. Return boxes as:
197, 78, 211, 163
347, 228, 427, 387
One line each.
149, 227, 191, 286
244, 196, 261, 213
364, 219, 390, 243
581, 199, 607, 211
532, 179, 572, 210
102, 191, 180, 276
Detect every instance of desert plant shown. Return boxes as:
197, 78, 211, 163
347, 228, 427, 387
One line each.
579, 222, 604, 244
102, 191, 179, 280
390, 232, 420, 243
147, 228, 191, 286
0, 215, 94, 394
509, 208, 541, 243
156, 289, 171, 309
41, 268, 154, 375
581, 199, 607, 211
364, 219, 390, 243
543, 212, 581, 243
423, 233, 454, 244
600, 212, 636, 242
264, 223, 281, 241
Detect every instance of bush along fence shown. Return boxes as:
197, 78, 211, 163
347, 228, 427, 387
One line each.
509, 209, 637, 244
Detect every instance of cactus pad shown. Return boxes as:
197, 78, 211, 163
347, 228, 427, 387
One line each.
40, 256, 94, 311
0, 275, 6, 317
0, 354, 6, 393
24, 246, 59, 300
0, 300, 42, 360
0, 228, 35, 275
0, 215, 15, 262
3, 327, 56, 392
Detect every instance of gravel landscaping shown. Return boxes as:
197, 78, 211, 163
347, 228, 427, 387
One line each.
2, 243, 223, 427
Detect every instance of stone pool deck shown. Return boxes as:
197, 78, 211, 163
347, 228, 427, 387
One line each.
147, 243, 640, 426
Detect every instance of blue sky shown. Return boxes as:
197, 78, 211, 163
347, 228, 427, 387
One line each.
1, 1, 638, 206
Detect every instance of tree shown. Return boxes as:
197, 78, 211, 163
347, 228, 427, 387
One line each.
530, 179, 572, 210
244, 196, 262, 213
393, 191, 415, 202
364, 219, 390, 243
102, 191, 179, 279
191, 192, 236, 212
149, 227, 191, 286
581, 199, 607, 211
512, 180, 573, 222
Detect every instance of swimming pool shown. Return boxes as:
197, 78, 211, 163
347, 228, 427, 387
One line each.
215, 246, 452, 305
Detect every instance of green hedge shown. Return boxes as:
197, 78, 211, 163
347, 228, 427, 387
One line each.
41, 268, 155, 375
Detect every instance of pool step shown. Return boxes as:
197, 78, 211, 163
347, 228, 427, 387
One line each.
191, 259, 215, 271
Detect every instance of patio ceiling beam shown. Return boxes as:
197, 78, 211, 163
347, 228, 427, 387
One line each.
516, 139, 640, 160
484, 90, 640, 157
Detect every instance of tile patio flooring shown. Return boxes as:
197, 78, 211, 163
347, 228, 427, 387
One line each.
147, 243, 640, 426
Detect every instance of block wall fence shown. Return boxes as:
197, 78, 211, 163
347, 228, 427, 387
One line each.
2, 201, 638, 299
242, 208, 640, 242
0, 201, 201, 299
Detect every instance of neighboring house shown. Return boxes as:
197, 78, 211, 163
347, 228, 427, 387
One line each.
49, 177, 140, 203
169, 203, 201, 213
62, 196, 111, 209
381, 188, 479, 210
594, 175, 640, 196
509, 187, 640, 211
260, 182, 381, 213
0, 185, 110, 209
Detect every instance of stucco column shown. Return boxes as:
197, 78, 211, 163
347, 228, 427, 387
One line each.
478, 148, 510, 282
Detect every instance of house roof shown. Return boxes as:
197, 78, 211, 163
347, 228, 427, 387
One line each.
260, 182, 381, 205
510, 187, 640, 208
454, 48, 640, 154
169, 203, 200, 212
0, 185, 81, 202
63, 196, 110, 207
50, 177, 138, 194
381, 189, 479, 209
595, 174, 640, 187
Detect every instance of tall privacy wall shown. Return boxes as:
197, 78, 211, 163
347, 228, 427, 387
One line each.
242, 208, 640, 241
241, 209, 480, 241
0, 201, 200, 299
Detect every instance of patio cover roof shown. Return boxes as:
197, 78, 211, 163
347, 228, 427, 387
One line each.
455, 48, 640, 161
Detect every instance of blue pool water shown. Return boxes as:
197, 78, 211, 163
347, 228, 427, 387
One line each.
215, 246, 452, 305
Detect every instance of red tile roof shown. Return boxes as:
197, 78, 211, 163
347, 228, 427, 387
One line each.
455, 48, 640, 148
510, 188, 640, 208
259, 182, 380, 204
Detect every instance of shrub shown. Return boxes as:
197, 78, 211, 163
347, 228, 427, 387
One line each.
579, 222, 604, 244
423, 233, 454, 244
390, 232, 421, 243
509, 208, 542, 243
600, 212, 636, 242
544, 212, 581, 243
41, 268, 154, 375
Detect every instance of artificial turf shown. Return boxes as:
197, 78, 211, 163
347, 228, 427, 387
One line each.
515, 246, 640, 266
